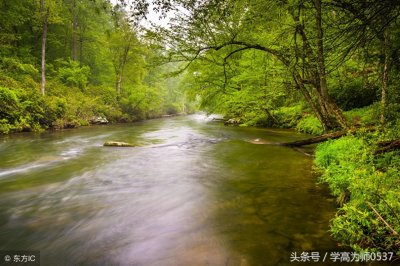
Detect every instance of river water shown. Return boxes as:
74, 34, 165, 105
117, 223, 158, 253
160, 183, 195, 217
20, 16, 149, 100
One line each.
0, 114, 360, 265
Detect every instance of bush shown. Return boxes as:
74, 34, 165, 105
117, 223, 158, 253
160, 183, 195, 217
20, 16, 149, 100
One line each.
315, 136, 368, 199
0, 57, 38, 76
315, 133, 400, 254
344, 103, 380, 126
296, 115, 323, 135
272, 105, 303, 128
0, 86, 48, 133
330, 78, 378, 111
0, 86, 20, 123
0, 119, 11, 134
164, 102, 181, 115
56, 59, 90, 90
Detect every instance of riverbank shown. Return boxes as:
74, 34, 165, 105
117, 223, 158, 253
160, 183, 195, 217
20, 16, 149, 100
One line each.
313, 125, 400, 259
0, 79, 195, 135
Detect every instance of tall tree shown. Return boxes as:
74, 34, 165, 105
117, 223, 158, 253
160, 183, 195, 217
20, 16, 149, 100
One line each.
40, 0, 49, 95
72, 0, 78, 61
109, 8, 139, 94
140, 0, 350, 131
329, 0, 400, 124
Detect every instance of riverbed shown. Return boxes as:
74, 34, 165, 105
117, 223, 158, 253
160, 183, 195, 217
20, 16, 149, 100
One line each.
0, 114, 359, 265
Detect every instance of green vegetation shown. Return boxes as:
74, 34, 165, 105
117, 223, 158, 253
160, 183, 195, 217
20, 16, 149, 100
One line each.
315, 127, 400, 253
134, 0, 400, 256
0, 0, 192, 134
1, 0, 399, 257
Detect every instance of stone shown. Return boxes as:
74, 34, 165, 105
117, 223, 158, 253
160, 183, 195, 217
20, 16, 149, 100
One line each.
224, 118, 241, 125
103, 141, 136, 147
90, 116, 109, 124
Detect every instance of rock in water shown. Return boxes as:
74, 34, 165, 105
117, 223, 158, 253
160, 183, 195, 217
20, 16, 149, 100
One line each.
103, 141, 136, 147
224, 118, 240, 125
90, 116, 109, 124
248, 138, 268, 144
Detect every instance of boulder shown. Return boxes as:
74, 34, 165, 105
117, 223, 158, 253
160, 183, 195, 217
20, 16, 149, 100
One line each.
103, 141, 136, 147
224, 118, 241, 125
90, 116, 109, 125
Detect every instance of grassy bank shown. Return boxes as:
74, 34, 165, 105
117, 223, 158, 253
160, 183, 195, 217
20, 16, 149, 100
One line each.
314, 124, 400, 256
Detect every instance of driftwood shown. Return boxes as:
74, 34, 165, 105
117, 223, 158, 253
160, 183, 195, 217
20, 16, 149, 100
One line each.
282, 130, 348, 147
281, 126, 376, 147
280, 126, 400, 155
375, 139, 400, 155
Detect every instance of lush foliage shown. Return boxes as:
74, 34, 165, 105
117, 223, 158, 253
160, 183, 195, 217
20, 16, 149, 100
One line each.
315, 130, 400, 254
1, 0, 400, 256
0, 0, 191, 134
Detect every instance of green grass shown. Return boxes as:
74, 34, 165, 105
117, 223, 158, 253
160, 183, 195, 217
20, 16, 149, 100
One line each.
314, 132, 400, 254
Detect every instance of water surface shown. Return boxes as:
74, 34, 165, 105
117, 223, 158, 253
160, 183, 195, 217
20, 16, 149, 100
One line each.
0, 114, 358, 265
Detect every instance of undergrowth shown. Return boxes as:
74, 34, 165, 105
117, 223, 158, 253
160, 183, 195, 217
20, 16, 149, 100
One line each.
314, 126, 400, 255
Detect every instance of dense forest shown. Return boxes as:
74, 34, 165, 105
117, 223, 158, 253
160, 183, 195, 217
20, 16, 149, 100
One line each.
0, 0, 194, 134
1, 0, 399, 259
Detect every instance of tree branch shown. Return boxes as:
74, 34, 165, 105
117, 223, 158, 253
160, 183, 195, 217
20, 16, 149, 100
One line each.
366, 201, 399, 236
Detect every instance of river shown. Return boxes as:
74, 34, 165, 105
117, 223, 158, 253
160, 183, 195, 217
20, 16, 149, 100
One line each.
0, 114, 362, 265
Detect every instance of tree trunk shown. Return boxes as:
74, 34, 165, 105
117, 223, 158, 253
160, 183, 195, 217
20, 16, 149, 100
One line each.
381, 30, 390, 125
79, 35, 83, 66
264, 108, 278, 125
293, 1, 347, 131
314, 0, 348, 130
115, 39, 131, 94
116, 73, 123, 94
283, 130, 347, 147
293, 73, 329, 132
315, 0, 328, 99
282, 126, 376, 147
72, 0, 78, 61
375, 139, 400, 155
40, 0, 49, 96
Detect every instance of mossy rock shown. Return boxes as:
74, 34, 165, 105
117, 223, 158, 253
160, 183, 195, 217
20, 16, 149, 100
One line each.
103, 141, 137, 147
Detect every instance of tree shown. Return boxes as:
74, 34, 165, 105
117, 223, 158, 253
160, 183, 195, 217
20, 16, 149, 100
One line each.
109, 7, 140, 94
35, 0, 63, 95
328, 0, 400, 124
40, 0, 49, 95
138, 0, 351, 131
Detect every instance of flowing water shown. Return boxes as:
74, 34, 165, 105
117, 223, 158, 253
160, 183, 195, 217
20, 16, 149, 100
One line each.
0, 114, 366, 265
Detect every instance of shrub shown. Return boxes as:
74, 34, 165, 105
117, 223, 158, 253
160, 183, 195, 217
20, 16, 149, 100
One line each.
272, 105, 303, 128
330, 78, 378, 111
0, 119, 11, 134
344, 103, 380, 126
296, 115, 324, 135
315, 136, 368, 199
315, 133, 400, 255
0, 86, 20, 123
0, 57, 38, 76
56, 59, 90, 89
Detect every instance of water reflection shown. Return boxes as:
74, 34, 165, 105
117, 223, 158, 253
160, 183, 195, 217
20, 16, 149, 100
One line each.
0, 115, 372, 265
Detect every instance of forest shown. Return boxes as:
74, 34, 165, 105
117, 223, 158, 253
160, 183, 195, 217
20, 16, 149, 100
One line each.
1, 0, 399, 260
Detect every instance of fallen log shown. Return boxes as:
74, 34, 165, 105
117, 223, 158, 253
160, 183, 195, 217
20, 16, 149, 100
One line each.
282, 126, 376, 147
282, 130, 347, 147
374, 139, 400, 155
